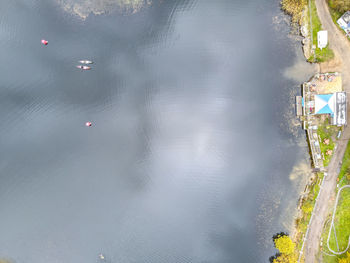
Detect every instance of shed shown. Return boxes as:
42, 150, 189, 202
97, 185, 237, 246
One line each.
317, 30, 328, 49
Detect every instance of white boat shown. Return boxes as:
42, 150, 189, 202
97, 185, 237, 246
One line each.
76, 65, 91, 70
99, 254, 105, 260
79, 60, 93, 64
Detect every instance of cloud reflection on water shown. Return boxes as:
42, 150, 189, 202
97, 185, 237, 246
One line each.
56, 0, 152, 19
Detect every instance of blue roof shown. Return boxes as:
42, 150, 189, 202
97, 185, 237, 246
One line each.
317, 94, 333, 102
317, 104, 333, 114
315, 94, 335, 115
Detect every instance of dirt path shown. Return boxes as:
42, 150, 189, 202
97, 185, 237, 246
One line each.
315, 0, 350, 85
303, 1, 350, 262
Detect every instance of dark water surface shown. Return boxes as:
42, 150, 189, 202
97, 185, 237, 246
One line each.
0, 0, 315, 262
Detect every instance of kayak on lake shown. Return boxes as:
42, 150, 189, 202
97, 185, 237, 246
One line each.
76, 65, 91, 70
79, 60, 93, 64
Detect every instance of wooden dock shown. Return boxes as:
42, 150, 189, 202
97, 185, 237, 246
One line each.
296, 96, 303, 116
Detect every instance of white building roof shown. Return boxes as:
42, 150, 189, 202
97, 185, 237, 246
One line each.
332, 92, 347, 126
317, 30, 328, 49
340, 11, 350, 24
337, 17, 348, 28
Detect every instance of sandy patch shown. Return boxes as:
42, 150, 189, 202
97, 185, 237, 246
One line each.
319, 51, 343, 74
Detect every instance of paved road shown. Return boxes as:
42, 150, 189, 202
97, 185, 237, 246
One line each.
303, 0, 350, 262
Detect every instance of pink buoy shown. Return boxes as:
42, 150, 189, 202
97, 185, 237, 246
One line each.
85, 122, 92, 127
41, 39, 48, 45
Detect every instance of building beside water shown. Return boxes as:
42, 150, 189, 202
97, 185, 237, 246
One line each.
296, 73, 347, 169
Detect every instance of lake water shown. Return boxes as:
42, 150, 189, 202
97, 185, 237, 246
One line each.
0, 0, 317, 262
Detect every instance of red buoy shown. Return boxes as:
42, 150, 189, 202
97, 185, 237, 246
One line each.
41, 39, 48, 45
85, 122, 92, 127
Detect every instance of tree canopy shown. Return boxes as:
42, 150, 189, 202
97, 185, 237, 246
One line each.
281, 0, 307, 24
270, 233, 297, 263
328, 0, 350, 14
274, 234, 296, 255
273, 253, 297, 263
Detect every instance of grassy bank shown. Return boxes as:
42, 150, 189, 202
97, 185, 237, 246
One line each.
322, 189, 350, 263
280, 0, 334, 62
329, 188, 350, 251
294, 121, 341, 259
321, 142, 350, 262
318, 118, 341, 167
294, 172, 324, 259
307, 0, 335, 62
337, 141, 350, 187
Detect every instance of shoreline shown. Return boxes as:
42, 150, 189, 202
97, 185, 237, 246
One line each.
281, 0, 350, 261
281, 0, 345, 260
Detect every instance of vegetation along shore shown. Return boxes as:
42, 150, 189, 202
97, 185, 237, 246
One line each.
269, 0, 350, 262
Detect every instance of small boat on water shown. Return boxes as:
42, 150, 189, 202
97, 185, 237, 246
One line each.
99, 254, 105, 260
76, 65, 91, 70
79, 60, 93, 64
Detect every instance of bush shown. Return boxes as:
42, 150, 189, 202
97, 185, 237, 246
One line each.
274, 235, 296, 255
339, 252, 350, 263
270, 233, 297, 263
301, 201, 313, 214
328, 0, 350, 14
281, 0, 307, 24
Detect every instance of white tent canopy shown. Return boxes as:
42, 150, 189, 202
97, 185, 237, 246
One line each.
314, 93, 335, 114
317, 30, 328, 49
